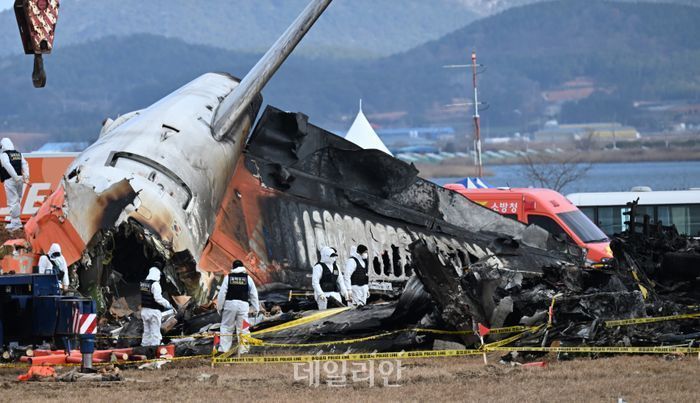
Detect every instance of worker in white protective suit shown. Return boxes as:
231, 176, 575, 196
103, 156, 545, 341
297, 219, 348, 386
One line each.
344, 244, 370, 306
0, 138, 29, 231
312, 246, 349, 310
140, 263, 173, 347
217, 260, 259, 354
37, 243, 70, 291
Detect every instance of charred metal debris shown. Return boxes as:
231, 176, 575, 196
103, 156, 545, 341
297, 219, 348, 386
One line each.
79, 110, 698, 357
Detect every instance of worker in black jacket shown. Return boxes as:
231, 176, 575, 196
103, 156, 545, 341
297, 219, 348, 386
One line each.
140, 263, 173, 346
0, 138, 29, 231
311, 246, 348, 310
217, 260, 259, 354
344, 244, 370, 306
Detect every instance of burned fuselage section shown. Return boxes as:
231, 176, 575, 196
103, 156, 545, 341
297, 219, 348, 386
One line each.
26, 99, 582, 314
199, 106, 583, 295
25, 73, 262, 310
18, 0, 583, 315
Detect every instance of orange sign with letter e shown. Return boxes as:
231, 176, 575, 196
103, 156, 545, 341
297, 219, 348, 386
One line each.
0, 153, 75, 223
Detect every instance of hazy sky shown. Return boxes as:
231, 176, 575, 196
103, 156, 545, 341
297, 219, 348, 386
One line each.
0, 0, 11, 12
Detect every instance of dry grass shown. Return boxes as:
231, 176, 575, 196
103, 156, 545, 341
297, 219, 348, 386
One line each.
2, 354, 699, 402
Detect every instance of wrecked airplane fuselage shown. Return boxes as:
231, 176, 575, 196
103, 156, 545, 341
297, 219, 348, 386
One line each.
201, 106, 584, 295
25, 73, 261, 307
24, 0, 333, 310
26, 102, 583, 312
21, 0, 583, 313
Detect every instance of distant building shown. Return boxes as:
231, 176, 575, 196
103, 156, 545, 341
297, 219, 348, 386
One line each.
394, 145, 440, 154
534, 123, 639, 143
542, 77, 598, 103
375, 127, 455, 151
634, 100, 700, 127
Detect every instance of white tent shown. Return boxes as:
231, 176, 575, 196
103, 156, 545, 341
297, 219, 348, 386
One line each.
344, 101, 393, 156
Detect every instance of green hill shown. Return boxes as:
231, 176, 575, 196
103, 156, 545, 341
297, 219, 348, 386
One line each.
0, 0, 698, 143
368, 0, 700, 129
0, 0, 477, 59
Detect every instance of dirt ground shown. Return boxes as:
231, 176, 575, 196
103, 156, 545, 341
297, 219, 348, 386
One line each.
2, 353, 699, 402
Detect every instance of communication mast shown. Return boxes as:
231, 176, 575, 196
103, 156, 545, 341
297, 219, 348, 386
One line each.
444, 50, 486, 177
470, 51, 483, 178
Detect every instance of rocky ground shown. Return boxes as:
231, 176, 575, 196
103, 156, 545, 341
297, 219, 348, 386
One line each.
2, 354, 699, 402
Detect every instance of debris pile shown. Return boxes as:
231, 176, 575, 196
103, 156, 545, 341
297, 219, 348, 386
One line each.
90, 202, 700, 358
408, 232, 700, 354
610, 200, 700, 304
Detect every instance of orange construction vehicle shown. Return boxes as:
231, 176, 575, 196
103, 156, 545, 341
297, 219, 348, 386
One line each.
444, 184, 613, 263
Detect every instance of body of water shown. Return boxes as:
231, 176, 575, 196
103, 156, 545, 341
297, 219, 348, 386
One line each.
435, 160, 700, 195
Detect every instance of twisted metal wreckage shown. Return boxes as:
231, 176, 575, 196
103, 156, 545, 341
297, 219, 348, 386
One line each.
52, 108, 700, 358
13, 0, 700, 357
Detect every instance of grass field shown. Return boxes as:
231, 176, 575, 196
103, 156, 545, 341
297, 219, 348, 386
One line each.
3, 354, 699, 402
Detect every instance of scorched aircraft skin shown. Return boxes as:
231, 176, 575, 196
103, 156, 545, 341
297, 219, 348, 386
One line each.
19, 0, 583, 310
206, 107, 583, 295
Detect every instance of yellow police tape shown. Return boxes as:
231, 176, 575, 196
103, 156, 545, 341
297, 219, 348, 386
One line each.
213, 343, 700, 365
251, 307, 351, 335
240, 325, 540, 349
486, 346, 700, 354
96, 308, 700, 358
487, 325, 539, 335
482, 325, 544, 350
242, 330, 398, 348
98, 323, 539, 345
212, 349, 484, 365
604, 312, 700, 327
96, 307, 352, 340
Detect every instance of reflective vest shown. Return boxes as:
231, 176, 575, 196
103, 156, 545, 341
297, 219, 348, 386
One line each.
140, 280, 162, 310
0, 150, 22, 182
46, 257, 63, 283
350, 257, 369, 286
318, 262, 339, 292
225, 272, 249, 302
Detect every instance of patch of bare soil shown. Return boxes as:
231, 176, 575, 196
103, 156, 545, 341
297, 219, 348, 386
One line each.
2, 354, 699, 402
